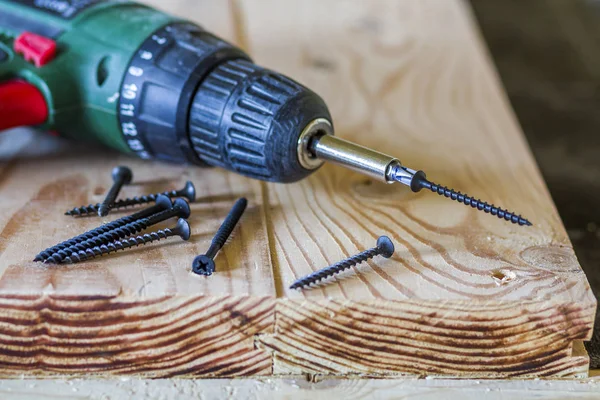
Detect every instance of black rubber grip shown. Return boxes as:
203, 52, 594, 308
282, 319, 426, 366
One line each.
119, 23, 249, 163
188, 59, 332, 183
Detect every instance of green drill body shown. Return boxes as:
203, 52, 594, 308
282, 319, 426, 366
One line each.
0, 0, 177, 152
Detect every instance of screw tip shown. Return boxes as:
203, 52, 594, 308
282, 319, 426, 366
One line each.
415, 178, 532, 227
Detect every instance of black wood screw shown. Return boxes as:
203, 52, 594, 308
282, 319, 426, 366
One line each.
34, 195, 173, 262
192, 198, 248, 276
97, 166, 133, 217
62, 219, 191, 264
65, 181, 196, 216
44, 198, 191, 264
289, 236, 395, 290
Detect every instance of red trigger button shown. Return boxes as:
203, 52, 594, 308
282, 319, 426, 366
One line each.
0, 80, 49, 131
14, 32, 57, 67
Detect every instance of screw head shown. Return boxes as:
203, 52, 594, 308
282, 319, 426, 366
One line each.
376, 236, 395, 258
192, 255, 215, 276
112, 166, 133, 184
173, 198, 191, 219
174, 218, 191, 241
155, 194, 173, 210
182, 181, 196, 202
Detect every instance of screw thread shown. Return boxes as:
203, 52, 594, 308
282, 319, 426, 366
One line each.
63, 229, 175, 264
290, 247, 381, 289
35, 199, 171, 262
65, 190, 180, 216
44, 219, 150, 264
422, 181, 532, 226
210, 198, 247, 254
65, 204, 99, 216
34, 214, 139, 261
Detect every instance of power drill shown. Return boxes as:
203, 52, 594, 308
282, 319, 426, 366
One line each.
0, 0, 530, 225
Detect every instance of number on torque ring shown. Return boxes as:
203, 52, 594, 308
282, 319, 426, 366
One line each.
122, 122, 138, 136
120, 104, 135, 117
128, 66, 144, 77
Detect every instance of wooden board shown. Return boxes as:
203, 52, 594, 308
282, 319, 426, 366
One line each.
1, 377, 600, 400
0, 0, 595, 378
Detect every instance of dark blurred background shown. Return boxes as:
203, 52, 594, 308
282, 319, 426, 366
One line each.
469, 0, 600, 367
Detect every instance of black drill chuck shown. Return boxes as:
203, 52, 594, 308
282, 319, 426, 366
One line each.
189, 59, 331, 183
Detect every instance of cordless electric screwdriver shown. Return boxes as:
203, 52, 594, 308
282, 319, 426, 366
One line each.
0, 0, 530, 225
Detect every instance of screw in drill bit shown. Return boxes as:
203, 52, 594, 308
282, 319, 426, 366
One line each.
391, 166, 532, 226
307, 134, 532, 226
289, 236, 395, 290
65, 181, 196, 217
192, 197, 248, 276
97, 166, 133, 217
44, 198, 191, 264
62, 219, 191, 264
34, 195, 173, 262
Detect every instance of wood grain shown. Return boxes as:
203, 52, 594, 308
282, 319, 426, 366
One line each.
0, 0, 595, 378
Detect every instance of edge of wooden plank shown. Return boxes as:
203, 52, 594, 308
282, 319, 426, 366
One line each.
259, 298, 594, 378
0, 295, 274, 378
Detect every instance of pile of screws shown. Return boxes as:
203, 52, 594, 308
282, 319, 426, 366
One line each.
35, 165, 397, 289
34, 166, 248, 276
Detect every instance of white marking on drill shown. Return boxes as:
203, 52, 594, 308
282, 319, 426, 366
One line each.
122, 83, 138, 100
122, 122, 138, 136
152, 35, 167, 45
140, 51, 153, 60
128, 139, 144, 151
120, 104, 135, 117
128, 66, 144, 77
107, 92, 119, 103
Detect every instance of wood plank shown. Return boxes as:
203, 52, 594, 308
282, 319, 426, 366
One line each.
0, 0, 594, 378
238, 0, 596, 377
